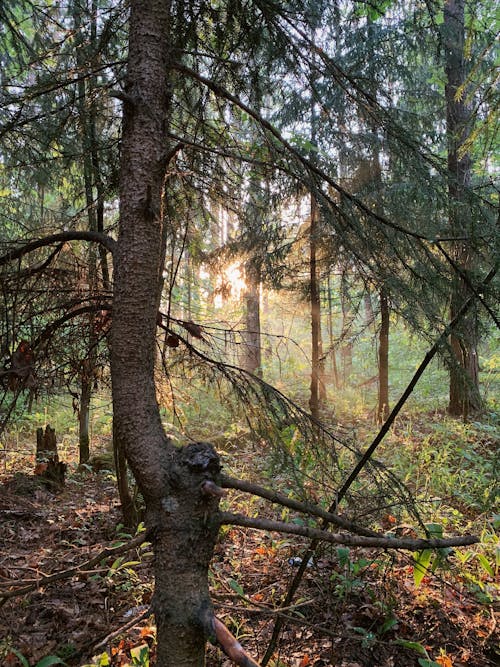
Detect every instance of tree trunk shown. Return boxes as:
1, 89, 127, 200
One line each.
74, 3, 100, 463
377, 288, 390, 423
309, 196, 325, 419
112, 422, 139, 531
340, 272, 353, 388
242, 263, 262, 377
79, 366, 91, 464
444, 0, 481, 417
111, 2, 221, 663
326, 272, 339, 388
36, 424, 58, 463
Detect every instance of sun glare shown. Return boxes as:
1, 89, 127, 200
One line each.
214, 261, 246, 307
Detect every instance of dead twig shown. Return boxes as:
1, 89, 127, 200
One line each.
93, 607, 151, 651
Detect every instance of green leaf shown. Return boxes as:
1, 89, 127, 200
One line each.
476, 553, 494, 577
393, 639, 428, 656
9, 648, 29, 667
35, 657, 68, 667
425, 523, 444, 538
418, 660, 441, 667
378, 614, 399, 635
91, 652, 110, 666
228, 578, 244, 596
336, 547, 351, 568
413, 548, 432, 586
130, 644, 149, 666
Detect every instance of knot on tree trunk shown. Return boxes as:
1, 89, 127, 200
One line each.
178, 441, 221, 476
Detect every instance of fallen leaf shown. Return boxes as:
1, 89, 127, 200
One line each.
436, 655, 453, 667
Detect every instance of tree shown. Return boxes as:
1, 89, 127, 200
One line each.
443, 0, 481, 417
110, 1, 215, 663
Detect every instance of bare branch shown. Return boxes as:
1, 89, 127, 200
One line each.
212, 616, 261, 667
0, 231, 115, 267
218, 512, 478, 550
32, 302, 112, 350
221, 475, 378, 538
94, 608, 151, 651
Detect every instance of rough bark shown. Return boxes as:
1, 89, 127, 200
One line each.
444, 0, 481, 416
111, 0, 173, 504
111, 1, 222, 663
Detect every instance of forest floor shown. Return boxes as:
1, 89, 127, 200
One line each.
0, 430, 498, 667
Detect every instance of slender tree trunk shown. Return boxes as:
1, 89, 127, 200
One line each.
79, 362, 91, 464
74, 4, 98, 464
242, 73, 265, 379
112, 2, 221, 664
326, 272, 339, 388
184, 250, 192, 320
243, 263, 262, 377
364, 292, 375, 329
112, 423, 139, 530
444, 0, 481, 417
377, 288, 390, 423
309, 195, 326, 418
340, 272, 353, 388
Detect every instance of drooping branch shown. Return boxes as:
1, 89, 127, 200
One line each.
32, 302, 112, 350
218, 512, 478, 550
0, 231, 115, 267
5, 244, 64, 280
172, 62, 479, 245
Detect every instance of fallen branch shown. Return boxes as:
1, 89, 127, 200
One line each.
218, 512, 478, 550
94, 607, 151, 651
0, 531, 149, 604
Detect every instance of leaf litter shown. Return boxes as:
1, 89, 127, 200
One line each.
0, 460, 498, 666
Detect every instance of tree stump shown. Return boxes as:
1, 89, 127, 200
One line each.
35, 425, 66, 489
